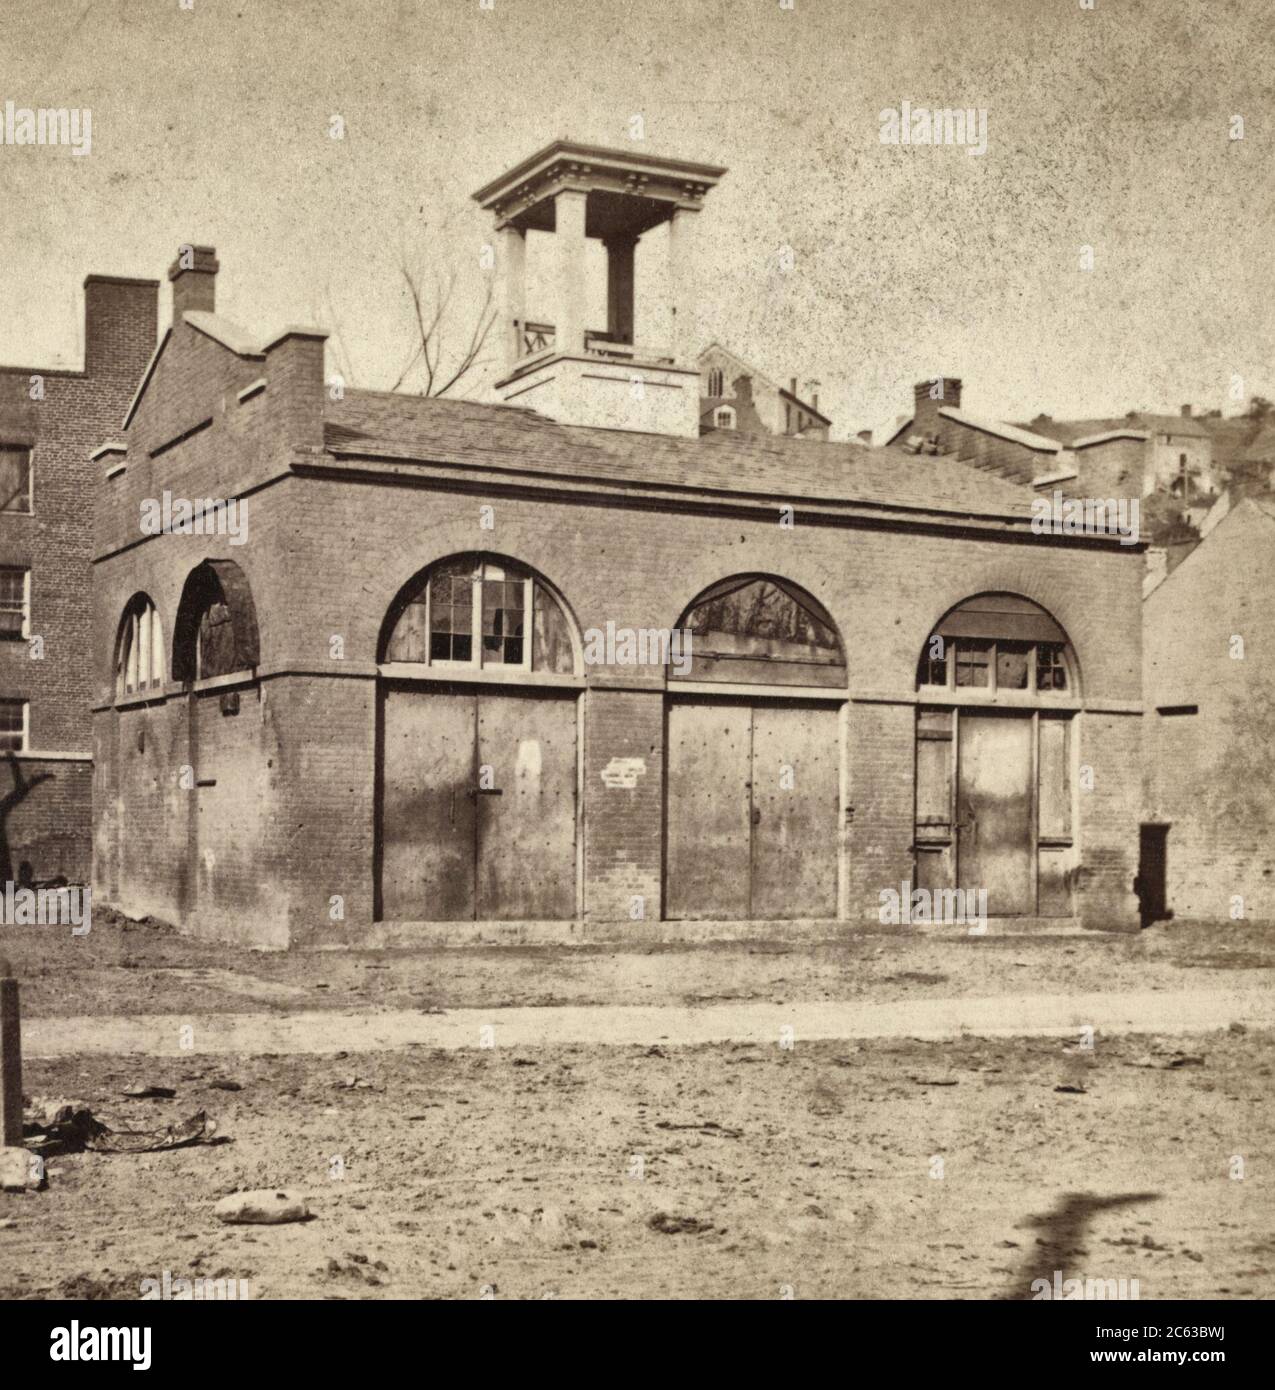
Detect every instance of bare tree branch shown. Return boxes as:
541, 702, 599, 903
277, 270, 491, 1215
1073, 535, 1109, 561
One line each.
390, 260, 497, 398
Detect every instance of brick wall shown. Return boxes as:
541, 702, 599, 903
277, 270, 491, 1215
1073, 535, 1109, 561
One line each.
94, 313, 1145, 944
1143, 500, 1275, 922
1073, 438, 1145, 500
0, 274, 157, 883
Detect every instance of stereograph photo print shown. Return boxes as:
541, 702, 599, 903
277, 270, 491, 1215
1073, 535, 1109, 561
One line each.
0, 0, 1270, 1362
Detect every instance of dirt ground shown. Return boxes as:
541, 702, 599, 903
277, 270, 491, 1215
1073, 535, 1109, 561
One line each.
2, 910, 1273, 1018
1, 917, 1271, 1300
2, 1031, 1270, 1300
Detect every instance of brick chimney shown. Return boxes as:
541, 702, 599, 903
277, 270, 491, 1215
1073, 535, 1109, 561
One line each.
82, 274, 159, 384
1180, 403, 1192, 418
913, 376, 962, 441
168, 244, 219, 325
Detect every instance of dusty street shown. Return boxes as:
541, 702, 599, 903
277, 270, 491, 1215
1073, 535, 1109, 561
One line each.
1, 918, 1271, 1300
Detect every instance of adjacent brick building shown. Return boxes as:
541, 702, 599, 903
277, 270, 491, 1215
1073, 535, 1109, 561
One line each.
0, 273, 157, 885
1142, 496, 1275, 924
91, 148, 1146, 948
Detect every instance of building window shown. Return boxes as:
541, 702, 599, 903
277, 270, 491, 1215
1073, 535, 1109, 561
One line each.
707, 368, 724, 398
115, 595, 166, 697
1036, 642, 1069, 691
714, 407, 736, 430
672, 573, 846, 688
917, 594, 1075, 695
0, 699, 26, 752
0, 445, 32, 514
384, 555, 577, 675
922, 635, 1069, 693
172, 559, 261, 684
0, 567, 30, 640
785, 402, 792, 431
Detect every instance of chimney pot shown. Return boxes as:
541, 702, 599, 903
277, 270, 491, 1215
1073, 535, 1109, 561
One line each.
1180, 403, 1192, 418
168, 244, 219, 325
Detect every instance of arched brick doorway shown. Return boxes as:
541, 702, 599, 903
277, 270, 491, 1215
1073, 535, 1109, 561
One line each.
664, 574, 847, 921
375, 554, 583, 922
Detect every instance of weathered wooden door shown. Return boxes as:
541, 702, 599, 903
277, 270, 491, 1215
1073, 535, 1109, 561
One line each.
750, 704, 839, 919
665, 699, 839, 920
956, 712, 1033, 915
380, 686, 477, 921
475, 691, 577, 920
379, 685, 577, 921
665, 701, 752, 920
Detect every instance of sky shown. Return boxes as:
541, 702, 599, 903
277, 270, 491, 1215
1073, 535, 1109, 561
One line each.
0, 0, 1272, 439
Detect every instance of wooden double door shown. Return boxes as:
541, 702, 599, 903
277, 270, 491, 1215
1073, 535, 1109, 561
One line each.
917, 708, 1074, 917
665, 698, 840, 920
379, 684, 578, 921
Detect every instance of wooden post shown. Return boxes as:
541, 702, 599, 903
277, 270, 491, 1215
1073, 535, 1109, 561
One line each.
0, 957, 21, 1147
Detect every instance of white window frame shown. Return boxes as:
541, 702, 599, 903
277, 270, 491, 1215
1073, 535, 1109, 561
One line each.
426, 560, 533, 674
117, 598, 166, 697
715, 406, 736, 430
0, 566, 31, 641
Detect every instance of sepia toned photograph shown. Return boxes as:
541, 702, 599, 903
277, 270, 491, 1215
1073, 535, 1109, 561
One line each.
0, 0, 1271, 1355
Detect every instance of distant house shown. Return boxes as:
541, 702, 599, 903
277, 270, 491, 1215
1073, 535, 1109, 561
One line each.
1030, 407, 1217, 501
698, 343, 830, 439
1141, 496, 1275, 924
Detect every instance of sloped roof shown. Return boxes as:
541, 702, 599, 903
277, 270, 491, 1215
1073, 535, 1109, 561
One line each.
1070, 428, 1149, 449
184, 311, 265, 358
1043, 413, 1210, 443
323, 389, 1037, 520
937, 407, 1061, 452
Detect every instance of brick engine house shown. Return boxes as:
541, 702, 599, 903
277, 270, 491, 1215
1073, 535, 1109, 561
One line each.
92, 143, 1145, 948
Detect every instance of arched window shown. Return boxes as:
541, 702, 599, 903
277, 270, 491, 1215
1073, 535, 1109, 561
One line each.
916, 593, 1076, 695
115, 594, 165, 697
381, 554, 578, 675
714, 406, 736, 430
707, 367, 724, 398
672, 574, 845, 687
172, 560, 261, 684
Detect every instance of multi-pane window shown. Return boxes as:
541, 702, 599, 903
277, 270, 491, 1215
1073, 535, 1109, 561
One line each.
1036, 642, 1069, 691
116, 597, 166, 696
428, 561, 476, 663
0, 700, 26, 751
385, 557, 575, 675
0, 446, 32, 514
480, 573, 525, 666
920, 637, 1069, 693
0, 567, 29, 640
707, 368, 724, 397
715, 407, 735, 429
954, 640, 992, 688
